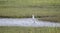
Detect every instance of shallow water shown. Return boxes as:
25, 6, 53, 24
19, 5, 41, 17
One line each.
0, 18, 60, 27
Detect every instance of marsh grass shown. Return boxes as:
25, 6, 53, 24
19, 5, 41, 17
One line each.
0, 26, 60, 33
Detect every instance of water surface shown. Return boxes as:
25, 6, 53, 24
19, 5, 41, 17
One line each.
0, 18, 60, 27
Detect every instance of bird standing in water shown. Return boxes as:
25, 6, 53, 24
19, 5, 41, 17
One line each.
32, 14, 35, 23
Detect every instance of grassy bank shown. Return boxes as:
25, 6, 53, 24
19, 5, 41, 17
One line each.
0, 6, 60, 18
0, 26, 60, 33
38, 17, 60, 22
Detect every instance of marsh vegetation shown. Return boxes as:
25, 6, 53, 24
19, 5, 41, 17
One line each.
0, 26, 60, 33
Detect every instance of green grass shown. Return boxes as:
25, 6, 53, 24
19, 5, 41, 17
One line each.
0, 26, 60, 33
0, 0, 60, 22
0, 7, 60, 18
0, 0, 60, 6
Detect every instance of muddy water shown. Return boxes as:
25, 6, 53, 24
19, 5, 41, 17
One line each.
0, 18, 60, 27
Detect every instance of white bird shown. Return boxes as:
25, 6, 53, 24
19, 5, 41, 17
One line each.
32, 14, 36, 23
